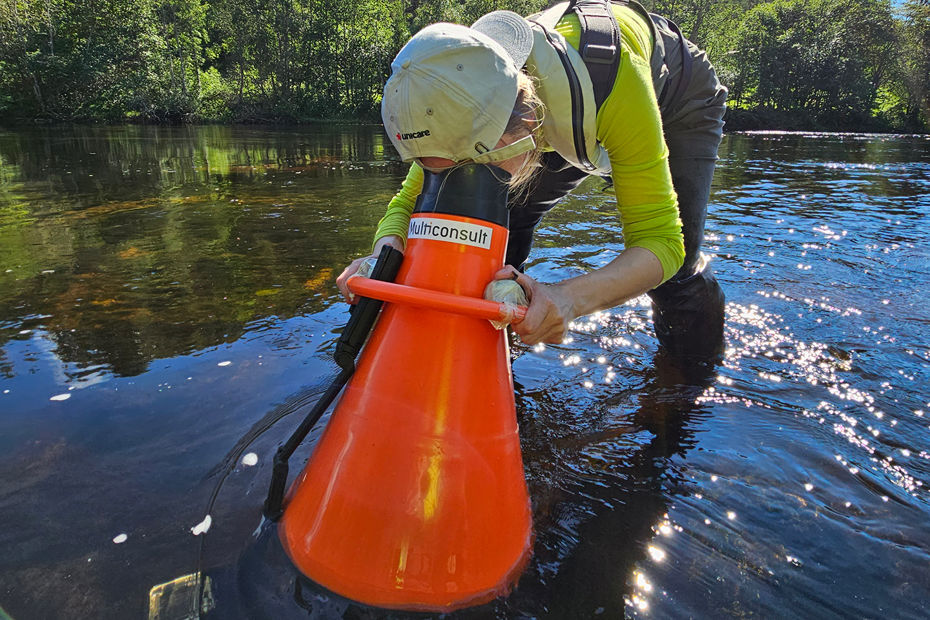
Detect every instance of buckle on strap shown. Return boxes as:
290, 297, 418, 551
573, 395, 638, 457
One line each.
582, 43, 617, 64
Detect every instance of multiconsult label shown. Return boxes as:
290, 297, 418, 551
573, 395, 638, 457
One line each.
408, 217, 493, 250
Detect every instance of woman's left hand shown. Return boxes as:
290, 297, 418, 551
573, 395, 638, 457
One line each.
493, 266, 576, 345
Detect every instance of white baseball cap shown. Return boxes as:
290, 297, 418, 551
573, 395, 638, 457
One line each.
381, 11, 535, 165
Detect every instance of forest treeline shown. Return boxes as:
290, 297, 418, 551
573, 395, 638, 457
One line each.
1, 0, 928, 130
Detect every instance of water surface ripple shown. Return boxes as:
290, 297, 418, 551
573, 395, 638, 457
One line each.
0, 127, 928, 619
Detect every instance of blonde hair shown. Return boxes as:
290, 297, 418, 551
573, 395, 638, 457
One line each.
503, 71, 544, 196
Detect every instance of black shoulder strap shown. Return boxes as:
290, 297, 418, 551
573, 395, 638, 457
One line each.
568, 0, 622, 109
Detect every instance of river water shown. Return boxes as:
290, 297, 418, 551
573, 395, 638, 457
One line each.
0, 126, 928, 619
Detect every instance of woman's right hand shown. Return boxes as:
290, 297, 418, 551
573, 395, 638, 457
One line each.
336, 235, 405, 303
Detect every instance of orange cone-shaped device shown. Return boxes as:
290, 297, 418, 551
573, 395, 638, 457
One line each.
279, 165, 532, 611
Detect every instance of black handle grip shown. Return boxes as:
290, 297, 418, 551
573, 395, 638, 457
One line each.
334, 245, 404, 370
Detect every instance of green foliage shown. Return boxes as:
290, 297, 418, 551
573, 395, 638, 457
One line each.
0, 0, 925, 129
886, 0, 930, 130
718, 0, 899, 128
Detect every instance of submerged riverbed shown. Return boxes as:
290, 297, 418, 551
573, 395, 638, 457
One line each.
1, 126, 928, 619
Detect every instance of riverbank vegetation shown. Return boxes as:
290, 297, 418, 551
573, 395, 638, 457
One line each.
1, 0, 927, 131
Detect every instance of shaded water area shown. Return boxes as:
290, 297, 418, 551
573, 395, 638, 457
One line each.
1, 125, 928, 618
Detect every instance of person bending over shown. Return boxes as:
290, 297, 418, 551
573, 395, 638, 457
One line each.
337, 1, 727, 358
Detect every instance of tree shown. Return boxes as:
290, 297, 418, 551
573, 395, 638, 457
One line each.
722, 0, 897, 127
0, 0, 921, 127
893, 0, 930, 129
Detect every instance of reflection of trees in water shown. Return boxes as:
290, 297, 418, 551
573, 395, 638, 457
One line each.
0, 349, 12, 379
0, 125, 394, 192
0, 232, 336, 377
0, 126, 403, 377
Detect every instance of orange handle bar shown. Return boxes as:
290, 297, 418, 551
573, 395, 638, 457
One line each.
347, 277, 527, 324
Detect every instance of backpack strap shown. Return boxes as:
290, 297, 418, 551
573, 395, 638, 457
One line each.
535, 0, 693, 111
567, 0, 622, 110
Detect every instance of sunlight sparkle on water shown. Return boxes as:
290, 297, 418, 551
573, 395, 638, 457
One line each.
634, 571, 654, 593
629, 594, 649, 611
708, 299, 928, 502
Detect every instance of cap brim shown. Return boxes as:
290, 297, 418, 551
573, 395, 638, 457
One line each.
471, 11, 534, 69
